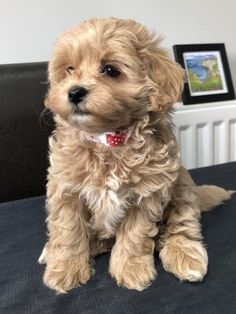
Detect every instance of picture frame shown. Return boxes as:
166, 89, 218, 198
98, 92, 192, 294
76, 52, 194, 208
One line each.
173, 43, 235, 105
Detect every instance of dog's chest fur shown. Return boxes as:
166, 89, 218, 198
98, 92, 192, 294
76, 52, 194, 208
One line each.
79, 144, 179, 239
81, 159, 132, 238
48, 119, 180, 239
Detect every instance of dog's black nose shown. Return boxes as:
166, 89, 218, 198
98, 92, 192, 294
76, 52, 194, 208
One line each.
68, 86, 88, 105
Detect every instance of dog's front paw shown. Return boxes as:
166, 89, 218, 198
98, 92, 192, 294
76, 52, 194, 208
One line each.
110, 254, 157, 291
159, 235, 208, 282
43, 257, 94, 293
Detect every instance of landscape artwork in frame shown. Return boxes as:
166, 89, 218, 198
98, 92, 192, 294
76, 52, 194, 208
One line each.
173, 44, 235, 105
184, 51, 227, 96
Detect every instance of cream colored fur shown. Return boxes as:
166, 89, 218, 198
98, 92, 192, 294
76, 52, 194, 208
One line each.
196, 185, 233, 212
39, 18, 231, 293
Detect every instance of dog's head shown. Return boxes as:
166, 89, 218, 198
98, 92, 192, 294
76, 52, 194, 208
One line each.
45, 18, 184, 134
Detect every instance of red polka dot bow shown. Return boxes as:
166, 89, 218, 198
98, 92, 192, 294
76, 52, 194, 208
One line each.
106, 130, 127, 147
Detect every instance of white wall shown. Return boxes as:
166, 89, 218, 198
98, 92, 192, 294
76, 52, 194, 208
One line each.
1, 0, 236, 88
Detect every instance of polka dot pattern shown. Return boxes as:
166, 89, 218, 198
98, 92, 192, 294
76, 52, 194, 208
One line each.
106, 130, 127, 147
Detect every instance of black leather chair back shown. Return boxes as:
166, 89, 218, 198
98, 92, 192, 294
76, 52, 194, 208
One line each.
0, 62, 52, 202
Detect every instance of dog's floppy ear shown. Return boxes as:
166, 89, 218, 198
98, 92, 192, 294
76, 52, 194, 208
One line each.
143, 43, 185, 112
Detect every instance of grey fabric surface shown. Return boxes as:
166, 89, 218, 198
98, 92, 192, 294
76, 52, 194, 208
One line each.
0, 163, 236, 314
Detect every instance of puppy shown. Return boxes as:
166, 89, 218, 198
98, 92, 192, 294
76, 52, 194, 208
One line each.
39, 18, 232, 293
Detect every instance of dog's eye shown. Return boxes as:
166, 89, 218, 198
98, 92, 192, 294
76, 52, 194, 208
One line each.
102, 64, 121, 78
66, 66, 75, 74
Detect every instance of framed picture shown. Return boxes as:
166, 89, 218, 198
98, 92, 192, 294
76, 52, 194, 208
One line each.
173, 43, 235, 105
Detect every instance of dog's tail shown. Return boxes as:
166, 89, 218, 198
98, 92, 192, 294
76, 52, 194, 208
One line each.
195, 185, 234, 212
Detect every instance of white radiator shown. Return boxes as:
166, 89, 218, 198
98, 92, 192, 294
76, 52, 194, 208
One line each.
172, 100, 236, 169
